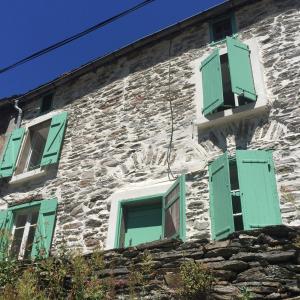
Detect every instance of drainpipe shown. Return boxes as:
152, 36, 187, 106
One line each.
14, 99, 22, 128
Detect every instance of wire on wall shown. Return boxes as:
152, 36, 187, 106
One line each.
166, 38, 177, 181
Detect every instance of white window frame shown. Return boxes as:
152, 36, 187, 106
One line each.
193, 37, 268, 130
9, 111, 62, 185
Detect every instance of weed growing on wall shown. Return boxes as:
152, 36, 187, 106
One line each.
178, 260, 215, 300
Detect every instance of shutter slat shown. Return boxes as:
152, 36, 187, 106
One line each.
227, 37, 257, 101
236, 150, 281, 230
209, 152, 234, 240
201, 49, 224, 116
40, 112, 68, 167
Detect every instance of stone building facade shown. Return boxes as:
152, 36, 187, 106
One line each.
0, 0, 299, 258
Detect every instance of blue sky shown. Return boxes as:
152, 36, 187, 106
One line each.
0, 0, 224, 99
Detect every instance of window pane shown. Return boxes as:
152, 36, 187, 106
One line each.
11, 228, 25, 258
234, 215, 244, 231
31, 210, 39, 225
28, 132, 47, 170
212, 18, 232, 42
164, 200, 180, 238
24, 225, 37, 260
165, 184, 179, 205
15, 214, 27, 227
232, 196, 242, 214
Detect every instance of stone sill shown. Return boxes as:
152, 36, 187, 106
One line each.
195, 104, 268, 131
9, 168, 46, 185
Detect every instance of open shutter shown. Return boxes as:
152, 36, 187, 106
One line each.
226, 37, 257, 101
209, 152, 234, 240
40, 112, 68, 167
201, 49, 224, 116
0, 128, 25, 178
163, 175, 186, 240
31, 199, 58, 259
0, 210, 13, 260
236, 150, 281, 230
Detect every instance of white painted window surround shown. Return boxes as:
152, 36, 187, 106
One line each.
9, 111, 63, 185
193, 37, 268, 130
105, 179, 174, 250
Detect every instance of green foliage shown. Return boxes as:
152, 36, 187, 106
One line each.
239, 286, 252, 300
178, 260, 215, 300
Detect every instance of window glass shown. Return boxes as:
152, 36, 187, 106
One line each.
212, 18, 232, 42
15, 120, 51, 174
165, 184, 179, 205
164, 200, 180, 238
40, 94, 53, 114
11, 207, 39, 260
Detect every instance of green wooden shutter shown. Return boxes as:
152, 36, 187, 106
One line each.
0, 210, 13, 260
163, 175, 186, 240
0, 128, 25, 178
40, 112, 68, 167
236, 150, 281, 230
209, 152, 234, 240
226, 37, 257, 101
201, 49, 224, 116
31, 199, 58, 259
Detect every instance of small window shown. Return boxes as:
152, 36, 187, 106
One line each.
40, 94, 53, 114
210, 14, 236, 43
15, 120, 51, 174
11, 207, 40, 260
115, 176, 186, 248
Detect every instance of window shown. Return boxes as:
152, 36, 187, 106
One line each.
0, 112, 68, 179
210, 14, 237, 43
40, 94, 53, 114
0, 199, 58, 260
201, 37, 257, 117
209, 150, 281, 240
115, 175, 186, 248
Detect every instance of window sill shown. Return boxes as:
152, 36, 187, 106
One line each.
195, 103, 268, 131
9, 168, 45, 185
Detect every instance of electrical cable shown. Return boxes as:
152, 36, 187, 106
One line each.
0, 0, 156, 75
166, 38, 177, 181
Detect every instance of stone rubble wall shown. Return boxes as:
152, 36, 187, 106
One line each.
0, 0, 299, 253
84, 226, 300, 299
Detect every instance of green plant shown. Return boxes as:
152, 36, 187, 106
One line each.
15, 268, 47, 300
178, 260, 215, 300
239, 286, 252, 300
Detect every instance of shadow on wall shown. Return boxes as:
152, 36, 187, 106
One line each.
198, 114, 270, 153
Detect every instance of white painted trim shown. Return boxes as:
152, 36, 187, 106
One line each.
9, 168, 46, 185
192, 37, 268, 130
23, 110, 62, 129
105, 180, 174, 250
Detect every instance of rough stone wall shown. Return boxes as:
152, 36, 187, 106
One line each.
56, 226, 300, 299
0, 0, 299, 253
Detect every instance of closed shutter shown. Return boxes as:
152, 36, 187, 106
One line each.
0, 128, 25, 178
31, 199, 58, 259
236, 150, 281, 230
201, 49, 224, 116
209, 152, 234, 240
40, 112, 68, 167
163, 175, 186, 240
226, 37, 257, 101
0, 210, 13, 260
